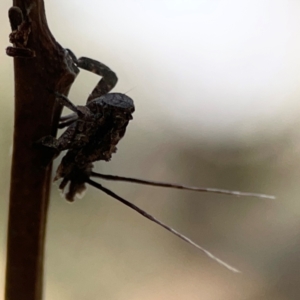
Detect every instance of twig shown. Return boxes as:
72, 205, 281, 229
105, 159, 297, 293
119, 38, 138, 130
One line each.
5, 1, 78, 300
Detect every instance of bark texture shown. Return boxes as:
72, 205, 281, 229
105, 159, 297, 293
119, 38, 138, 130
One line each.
5, 1, 78, 299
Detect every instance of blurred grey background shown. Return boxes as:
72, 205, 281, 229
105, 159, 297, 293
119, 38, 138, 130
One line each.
1, 0, 300, 299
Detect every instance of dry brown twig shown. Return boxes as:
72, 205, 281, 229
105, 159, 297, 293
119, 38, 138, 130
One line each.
5, 1, 78, 299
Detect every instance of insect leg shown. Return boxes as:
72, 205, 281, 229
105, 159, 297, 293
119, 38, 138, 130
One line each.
60, 113, 77, 122
76, 57, 118, 103
37, 124, 76, 151
54, 92, 79, 113
58, 113, 78, 129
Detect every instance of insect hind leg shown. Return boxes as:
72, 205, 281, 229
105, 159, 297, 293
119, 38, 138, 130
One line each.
77, 57, 118, 103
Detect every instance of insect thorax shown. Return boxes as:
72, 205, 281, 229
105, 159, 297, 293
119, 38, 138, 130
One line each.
55, 93, 134, 200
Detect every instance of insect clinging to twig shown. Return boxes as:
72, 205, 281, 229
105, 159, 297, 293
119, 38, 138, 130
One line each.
39, 49, 274, 273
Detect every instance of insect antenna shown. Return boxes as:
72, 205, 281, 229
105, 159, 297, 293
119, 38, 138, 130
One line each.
123, 86, 136, 95
90, 172, 275, 199
86, 178, 240, 273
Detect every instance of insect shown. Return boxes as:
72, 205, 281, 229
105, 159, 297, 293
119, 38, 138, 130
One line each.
39, 50, 274, 273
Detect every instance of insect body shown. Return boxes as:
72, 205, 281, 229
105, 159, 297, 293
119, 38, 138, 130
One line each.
40, 53, 134, 200
42, 92, 134, 201
39, 50, 274, 272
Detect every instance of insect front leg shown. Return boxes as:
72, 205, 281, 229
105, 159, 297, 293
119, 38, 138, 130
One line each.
39, 92, 80, 150
77, 57, 118, 103
54, 91, 91, 119
54, 92, 79, 113
55, 92, 80, 128
38, 124, 77, 151
58, 113, 78, 129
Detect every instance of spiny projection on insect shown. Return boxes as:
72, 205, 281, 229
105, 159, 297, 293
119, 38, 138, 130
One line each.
39, 49, 274, 273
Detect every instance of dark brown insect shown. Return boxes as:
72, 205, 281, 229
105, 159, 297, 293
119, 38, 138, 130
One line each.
39, 50, 274, 272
